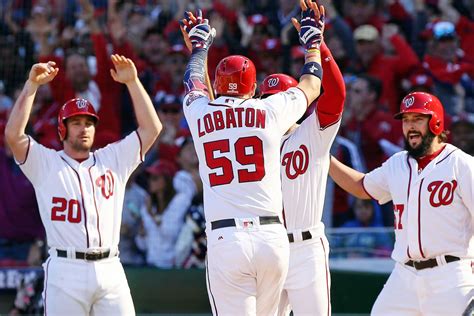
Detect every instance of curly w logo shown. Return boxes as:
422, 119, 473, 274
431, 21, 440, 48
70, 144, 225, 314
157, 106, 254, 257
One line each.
96, 170, 115, 199
281, 145, 309, 180
427, 180, 457, 207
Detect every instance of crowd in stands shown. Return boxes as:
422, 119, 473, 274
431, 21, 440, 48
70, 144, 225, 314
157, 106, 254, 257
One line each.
0, 0, 473, 271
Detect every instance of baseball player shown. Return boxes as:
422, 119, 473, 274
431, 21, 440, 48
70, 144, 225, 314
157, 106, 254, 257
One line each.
260, 41, 345, 315
4, 54, 162, 315
330, 92, 474, 315
180, 1, 325, 314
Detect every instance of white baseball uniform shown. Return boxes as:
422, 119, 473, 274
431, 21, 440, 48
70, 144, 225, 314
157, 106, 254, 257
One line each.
183, 88, 307, 315
18, 131, 143, 315
278, 111, 340, 315
363, 144, 474, 315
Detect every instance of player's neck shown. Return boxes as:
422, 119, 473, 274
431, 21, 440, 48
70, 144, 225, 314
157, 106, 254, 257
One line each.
63, 146, 91, 161
424, 140, 445, 156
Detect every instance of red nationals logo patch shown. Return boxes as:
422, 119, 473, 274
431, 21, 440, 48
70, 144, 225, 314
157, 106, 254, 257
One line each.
96, 169, 115, 199
281, 145, 309, 180
427, 180, 457, 207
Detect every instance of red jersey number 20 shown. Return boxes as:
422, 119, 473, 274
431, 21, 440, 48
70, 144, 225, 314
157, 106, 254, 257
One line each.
203, 136, 265, 186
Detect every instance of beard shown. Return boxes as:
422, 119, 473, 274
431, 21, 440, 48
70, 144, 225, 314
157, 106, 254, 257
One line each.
404, 130, 436, 158
69, 137, 93, 153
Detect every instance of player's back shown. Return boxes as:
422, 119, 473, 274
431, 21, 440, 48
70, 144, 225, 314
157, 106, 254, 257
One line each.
183, 89, 307, 221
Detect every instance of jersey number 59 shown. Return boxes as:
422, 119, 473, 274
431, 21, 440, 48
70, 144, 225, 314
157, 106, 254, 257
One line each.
203, 136, 265, 186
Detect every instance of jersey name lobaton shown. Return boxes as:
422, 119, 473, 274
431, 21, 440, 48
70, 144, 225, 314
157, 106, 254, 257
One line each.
197, 107, 266, 137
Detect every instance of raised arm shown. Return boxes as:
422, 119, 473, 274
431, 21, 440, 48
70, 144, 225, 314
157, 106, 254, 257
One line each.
109, 54, 162, 154
5, 62, 59, 162
329, 156, 370, 199
181, 10, 216, 97
292, 0, 325, 105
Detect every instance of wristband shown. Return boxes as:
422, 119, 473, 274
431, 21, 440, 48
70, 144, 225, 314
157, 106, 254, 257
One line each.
300, 62, 323, 80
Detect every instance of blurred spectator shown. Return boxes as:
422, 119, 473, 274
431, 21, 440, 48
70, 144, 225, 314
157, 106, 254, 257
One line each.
348, 24, 420, 113
340, 199, 393, 258
422, 21, 474, 115
450, 114, 474, 155
324, 136, 364, 227
151, 94, 189, 168
0, 146, 45, 267
120, 171, 148, 266
343, 0, 385, 31
342, 74, 403, 171
137, 154, 196, 268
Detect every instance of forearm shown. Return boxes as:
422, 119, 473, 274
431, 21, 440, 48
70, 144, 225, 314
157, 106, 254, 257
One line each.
126, 79, 162, 151
5, 80, 38, 141
183, 49, 209, 95
329, 156, 370, 199
297, 51, 322, 105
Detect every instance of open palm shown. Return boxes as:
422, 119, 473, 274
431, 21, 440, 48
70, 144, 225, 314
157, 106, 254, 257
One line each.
29, 62, 59, 85
110, 54, 137, 84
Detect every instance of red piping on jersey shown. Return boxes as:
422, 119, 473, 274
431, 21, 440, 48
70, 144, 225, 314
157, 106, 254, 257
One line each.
135, 130, 143, 162
44, 257, 50, 316
436, 149, 457, 165
361, 177, 379, 202
295, 86, 309, 108
18, 136, 31, 165
88, 154, 102, 247
61, 157, 90, 248
417, 178, 425, 258
406, 155, 413, 259
320, 237, 331, 316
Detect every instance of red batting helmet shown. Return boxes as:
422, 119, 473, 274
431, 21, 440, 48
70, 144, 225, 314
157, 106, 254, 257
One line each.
58, 98, 99, 140
259, 73, 298, 96
394, 92, 444, 135
214, 55, 256, 96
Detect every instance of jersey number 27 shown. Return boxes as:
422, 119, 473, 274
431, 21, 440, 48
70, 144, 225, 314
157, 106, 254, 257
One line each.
203, 136, 265, 186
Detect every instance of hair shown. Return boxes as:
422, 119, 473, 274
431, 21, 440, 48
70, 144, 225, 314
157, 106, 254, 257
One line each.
357, 74, 383, 100
142, 26, 164, 41
438, 130, 449, 143
148, 173, 175, 215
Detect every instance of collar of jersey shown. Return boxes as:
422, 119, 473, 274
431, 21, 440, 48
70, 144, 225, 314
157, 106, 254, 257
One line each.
209, 96, 249, 107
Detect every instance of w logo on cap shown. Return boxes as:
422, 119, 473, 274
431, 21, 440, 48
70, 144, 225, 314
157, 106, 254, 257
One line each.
267, 77, 280, 88
76, 99, 88, 109
403, 96, 415, 108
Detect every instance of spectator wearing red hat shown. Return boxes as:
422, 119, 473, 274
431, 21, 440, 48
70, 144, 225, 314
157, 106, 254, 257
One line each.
137, 158, 197, 268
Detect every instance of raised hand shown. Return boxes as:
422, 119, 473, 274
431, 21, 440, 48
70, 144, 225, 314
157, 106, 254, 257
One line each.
291, 0, 325, 50
28, 61, 59, 85
180, 9, 216, 51
110, 54, 138, 84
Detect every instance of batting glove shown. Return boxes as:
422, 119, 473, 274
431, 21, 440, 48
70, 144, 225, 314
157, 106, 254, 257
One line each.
298, 6, 325, 50
181, 10, 216, 51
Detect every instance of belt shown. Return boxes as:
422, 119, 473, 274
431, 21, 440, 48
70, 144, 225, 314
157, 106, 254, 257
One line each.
211, 216, 281, 230
287, 230, 313, 243
57, 249, 116, 261
405, 255, 460, 270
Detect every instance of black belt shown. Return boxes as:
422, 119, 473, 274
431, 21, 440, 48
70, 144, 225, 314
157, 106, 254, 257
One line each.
287, 230, 313, 243
211, 216, 281, 230
405, 255, 460, 270
57, 249, 115, 261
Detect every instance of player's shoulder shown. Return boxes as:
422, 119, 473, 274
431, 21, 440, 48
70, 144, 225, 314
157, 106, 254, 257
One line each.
183, 90, 209, 108
443, 144, 473, 164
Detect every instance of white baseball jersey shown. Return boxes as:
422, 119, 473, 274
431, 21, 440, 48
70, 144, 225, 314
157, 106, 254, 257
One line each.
18, 131, 143, 250
183, 88, 307, 221
281, 111, 341, 231
363, 144, 474, 262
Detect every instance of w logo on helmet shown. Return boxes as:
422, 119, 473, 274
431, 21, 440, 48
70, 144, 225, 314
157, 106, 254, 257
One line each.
267, 77, 280, 88
76, 99, 88, 109
403, 96, 415, 108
